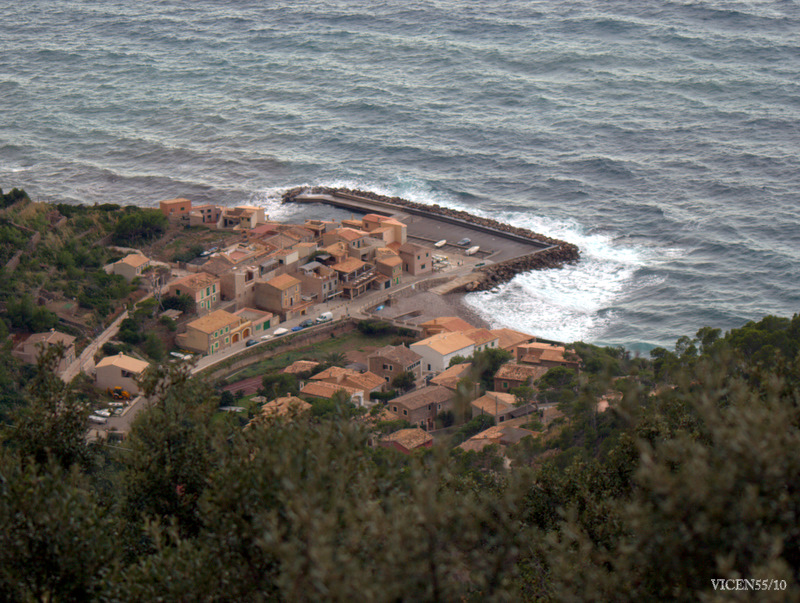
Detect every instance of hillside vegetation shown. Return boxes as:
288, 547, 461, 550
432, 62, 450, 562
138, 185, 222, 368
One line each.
1, 314, 800, 600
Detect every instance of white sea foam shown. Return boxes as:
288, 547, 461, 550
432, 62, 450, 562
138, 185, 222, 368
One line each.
458, 207, 673, 344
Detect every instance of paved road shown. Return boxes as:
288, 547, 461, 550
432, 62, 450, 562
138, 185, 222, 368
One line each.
62, 310, 129, 383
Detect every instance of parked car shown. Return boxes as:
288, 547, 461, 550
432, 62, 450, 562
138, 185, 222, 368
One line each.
273, 328, 289, 336
299, 318, 315, 328
456, 237, 471, 246
245, 339, 258, 347
291, 326, 303, 332
316, 311, 333, 323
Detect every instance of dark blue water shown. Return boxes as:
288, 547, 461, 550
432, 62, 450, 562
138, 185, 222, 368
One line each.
2, 0, 799, 350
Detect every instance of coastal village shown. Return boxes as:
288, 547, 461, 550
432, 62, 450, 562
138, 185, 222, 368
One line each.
6, 187, 592, 457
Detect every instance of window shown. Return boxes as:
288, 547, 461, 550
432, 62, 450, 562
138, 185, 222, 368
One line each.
392, 406, 397, 412
403, 410, 408, 416
503, 381, 508, 389
213, 284, 217, 293
206, 287, 210, 297
225, 336, 229, 344
427, 364, 431, 371
421, 264, 426, 270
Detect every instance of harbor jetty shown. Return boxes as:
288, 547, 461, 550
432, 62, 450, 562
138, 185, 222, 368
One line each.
282, 186, 580, 292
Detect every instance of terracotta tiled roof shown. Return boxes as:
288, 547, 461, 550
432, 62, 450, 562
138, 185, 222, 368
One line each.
420, 316, 475, 333
411, 332, 475, 356
282, 360, 321, 374
392, 386, 453, 411
398, 242, 428, 254
490, 328, 535, 350
331, 257, 366, 273
336, 227, 368, 242
300, 381, 361, 399
186, 309, 242, 334
369, 345, 422, 366
377, 255, 402, 267
260, 396, 311, 417
169, 272, 219, 292
96, 353, 150, 374
430, 362, 471, 390
471, 393, 516, 416
24, 330, 76, 348
494, 363, 549, 383
381, 428, 432, 451
267, 274, 300, 291
462, 327, 498, 346
160, 197, 191, 206
118, 253, 150, 268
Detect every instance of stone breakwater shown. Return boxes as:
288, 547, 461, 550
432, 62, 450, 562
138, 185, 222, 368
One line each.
282, 186, 581, 291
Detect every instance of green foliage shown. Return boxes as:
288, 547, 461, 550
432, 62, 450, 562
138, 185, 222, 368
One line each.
159, 315, 177, 332
171, 243, 205, 263
436, 409, 455, 428
144, 332, 165, 361
369, 389, 397, 402
356, 319, 415, 338
5, 294, 58, 332
391, 370, 415, 391
0, 187, 29, 207
114, 209, 167, 244
260, 373, 298, 398
2, 309, 800, 600
451, 414, 495, 447
510, 384, 536, 406
77, 270, 132, 316
161, 294, 195, 314
123, 364, 218, 540
6, 345, 91, 470
0, 454, 119, 601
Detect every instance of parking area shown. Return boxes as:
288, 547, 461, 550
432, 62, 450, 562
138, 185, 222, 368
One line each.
398, 212, 548, 263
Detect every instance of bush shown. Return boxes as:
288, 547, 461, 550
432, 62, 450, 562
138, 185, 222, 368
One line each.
113, 210, 167, 244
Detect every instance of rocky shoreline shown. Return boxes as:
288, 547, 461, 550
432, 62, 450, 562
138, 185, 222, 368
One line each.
282, 186, 581, 292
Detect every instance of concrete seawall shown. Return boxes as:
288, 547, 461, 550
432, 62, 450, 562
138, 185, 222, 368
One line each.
282, 186, 581, 291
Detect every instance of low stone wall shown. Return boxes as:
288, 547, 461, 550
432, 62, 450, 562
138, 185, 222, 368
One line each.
199, 319, 359, 382
282, 186, 581, 290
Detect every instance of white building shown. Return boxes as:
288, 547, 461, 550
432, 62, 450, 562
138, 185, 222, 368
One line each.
410, 332, 475, 375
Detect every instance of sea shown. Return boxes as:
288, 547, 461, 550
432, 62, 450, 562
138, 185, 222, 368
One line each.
2, 0, 799, 352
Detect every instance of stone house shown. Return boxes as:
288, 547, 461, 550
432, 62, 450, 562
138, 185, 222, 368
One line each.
367, 345, 423, 385
494, 363, 549, 393
112, 253, 151, 283
379, 428, 433, 454
166, 272, 221, 314
387, 386, 454, 430
95, 353, 150, 395
159, 197, 192, 219
176, 309, 251, 355
12, 330, 76, 376
398, 242, 432, 275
